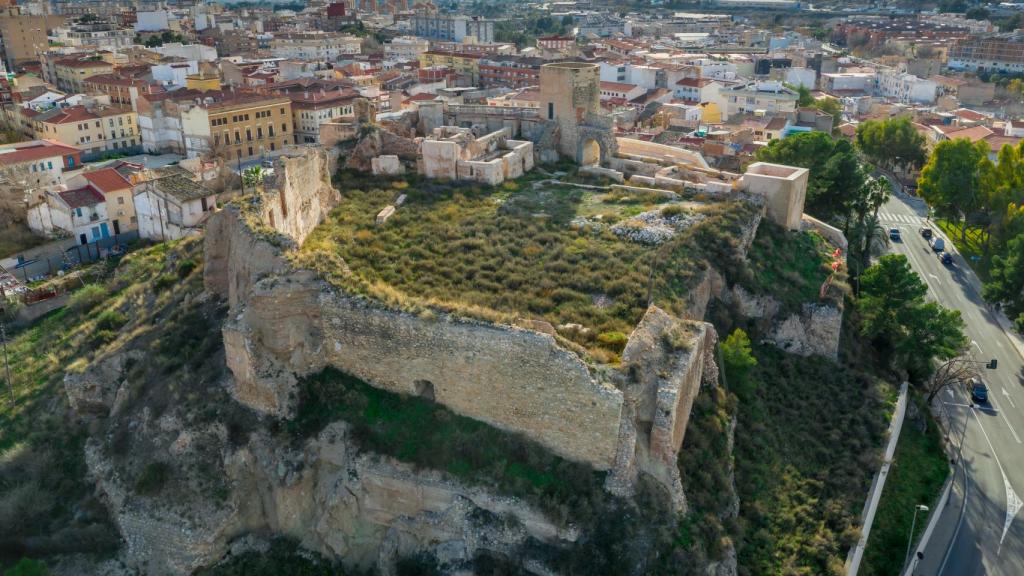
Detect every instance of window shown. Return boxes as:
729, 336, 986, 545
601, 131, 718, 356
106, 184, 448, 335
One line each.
282, 123, 287, 132
548, 102, 554, 120
75, 208, 82, 217
108, 119, 114, 127
257, 127, 262, 139
95, 121, 100, 128
118, 117, 123, 125
269, 125, 275, 137
247, 146, 253, 156
47, 161, 52, 170
246, 129, 252, 141
234, 131, 240, 143
270, 142, 275, 151
117, 196, 124, 205
280, 107, 285, 114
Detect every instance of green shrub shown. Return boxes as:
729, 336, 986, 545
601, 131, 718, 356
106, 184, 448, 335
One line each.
94, 310, 127, 332
1015, 312, 1024, 333
661, 204, 686, 217
596, 331, 629, 351
176, 258, 198, 279
153, 273, 177, 292
135, 462, 171, 495
720, 329, 756, 389
67, 284, 109, 314
3, 558, 50, 576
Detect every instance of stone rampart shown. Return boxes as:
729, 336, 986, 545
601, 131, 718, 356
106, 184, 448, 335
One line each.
224, 270, 624, 469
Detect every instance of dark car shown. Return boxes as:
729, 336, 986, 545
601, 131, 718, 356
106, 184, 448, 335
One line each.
969, 378, 989, 404
920, 227, 933, 239
889, 228, 901, 241
941, 252, 953, 266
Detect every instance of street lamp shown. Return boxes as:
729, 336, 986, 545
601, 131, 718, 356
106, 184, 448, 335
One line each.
906, 504, 930, 568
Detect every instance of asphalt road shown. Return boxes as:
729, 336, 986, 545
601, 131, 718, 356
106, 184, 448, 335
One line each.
878, 192, 1024, 576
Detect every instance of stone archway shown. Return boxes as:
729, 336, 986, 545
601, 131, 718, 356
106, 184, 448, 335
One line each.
580, 138, 601, 166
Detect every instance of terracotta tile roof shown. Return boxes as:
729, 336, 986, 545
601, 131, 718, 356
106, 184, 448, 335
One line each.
953, 108, 987, 122
984, 134, 1022, 153
765, 116, 788, 131
83, 167, 132, 192
675, 77, 715, 88
601, 81, 639, 92
59, 185, 105, 209
0, 140, 80, 166
946, 125, 993, 142
56, 58, 112, 69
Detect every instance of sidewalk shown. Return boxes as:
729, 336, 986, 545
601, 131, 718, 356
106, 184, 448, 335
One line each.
912, 468, 966, 576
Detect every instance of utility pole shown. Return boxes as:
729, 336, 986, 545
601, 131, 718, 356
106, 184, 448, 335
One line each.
0, 308, 13, 405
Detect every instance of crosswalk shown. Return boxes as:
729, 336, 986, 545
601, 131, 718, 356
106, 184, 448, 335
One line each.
877, 212, 924, 225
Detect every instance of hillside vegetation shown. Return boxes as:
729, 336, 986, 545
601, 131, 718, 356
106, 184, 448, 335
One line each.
295, 171, 761, 362
0, 237, 230, 569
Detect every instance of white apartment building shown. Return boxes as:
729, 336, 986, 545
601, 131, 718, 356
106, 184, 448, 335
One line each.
385, 37, 429, 62
725, 81, 799, 116
875, 69, 938, 104
269, 32, 361, 61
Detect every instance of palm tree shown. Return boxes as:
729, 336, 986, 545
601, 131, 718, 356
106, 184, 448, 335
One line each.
242, 165, 264, 191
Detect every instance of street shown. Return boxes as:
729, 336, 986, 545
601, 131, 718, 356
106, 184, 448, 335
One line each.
879, 192, 1024, 576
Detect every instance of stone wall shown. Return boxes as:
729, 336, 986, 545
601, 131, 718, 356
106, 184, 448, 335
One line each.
225, 270, 625, 469
206, 147, 720, 480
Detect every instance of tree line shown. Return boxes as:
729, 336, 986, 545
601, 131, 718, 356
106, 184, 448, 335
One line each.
918, 137, 1024, 331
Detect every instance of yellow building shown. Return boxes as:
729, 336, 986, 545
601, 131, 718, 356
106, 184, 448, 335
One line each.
418, 50, 481, 84
181, 92, 294, 161
700, 101, 722, 125
53, 57, 114, 93
31, 104, 140, 161
186, 73, 221, 92
0, 7, 65, 67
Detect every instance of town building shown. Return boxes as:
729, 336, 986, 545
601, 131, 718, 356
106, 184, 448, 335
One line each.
52, 18, 134, 51
384, 36, 430, 61
133, 169, 217, 241
269, 32, 362, 61
0, 7, 65, 69
479, 55, 544, 89
0, 139, 82, 188
180, 92, 294, 161
724, 81, 798, 116
419, 51, 482, 85
53, 57, 115, 93
411, 14, 495, 43
269, 79, 361, 144
30, 103, 140, 161
947, 36, 1024, 74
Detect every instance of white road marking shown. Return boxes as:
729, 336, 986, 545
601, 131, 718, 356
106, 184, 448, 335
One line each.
971, 405, 1023, 550
1003, 388, 1018, 409
997, 340, 1005, 349
930, 273, 941, 281
972, 340, 983, 353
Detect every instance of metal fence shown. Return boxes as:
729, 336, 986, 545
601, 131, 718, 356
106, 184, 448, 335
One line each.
5, 231, 141, 284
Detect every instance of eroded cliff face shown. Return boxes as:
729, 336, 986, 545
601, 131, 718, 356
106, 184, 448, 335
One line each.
86, 419, 578, 575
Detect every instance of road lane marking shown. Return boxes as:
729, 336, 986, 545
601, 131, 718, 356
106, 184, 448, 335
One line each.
972, 340, 983, 354
970, 406, 1022, 551
1003, 387, 1017, 407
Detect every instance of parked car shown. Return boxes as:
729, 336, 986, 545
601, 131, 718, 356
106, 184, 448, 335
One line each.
941, 252, 953, 266
920, 227, 933, 239
931, 237, 945, 252
969, 378, 989, 404
889, 228, 901, 241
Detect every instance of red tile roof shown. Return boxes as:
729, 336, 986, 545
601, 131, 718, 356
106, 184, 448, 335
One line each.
0, 140, 80, 166
59, 185, 105, 209
82, 167, 132, 192
675, 77, 715, 88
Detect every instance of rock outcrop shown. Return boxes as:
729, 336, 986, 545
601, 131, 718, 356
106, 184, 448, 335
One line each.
87, 422, 578, 575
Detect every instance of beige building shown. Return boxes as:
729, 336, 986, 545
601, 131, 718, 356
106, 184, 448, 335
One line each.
30, 103, 140, 161
0, 7, 65, 68
269, 32, 361, 61
181, 92, 294, 160
53, 57, 115, 93
420, 126, 533, 185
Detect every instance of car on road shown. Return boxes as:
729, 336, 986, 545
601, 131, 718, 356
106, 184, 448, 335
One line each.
930, 237, 945, 252
920, 227, 933, 239
940, 252, 953, 266
968, 378, 989, 404
889, 228, 901, 241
